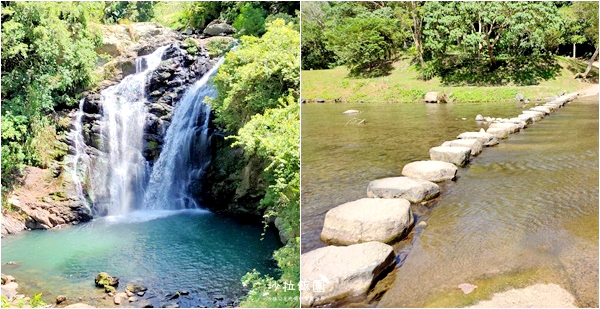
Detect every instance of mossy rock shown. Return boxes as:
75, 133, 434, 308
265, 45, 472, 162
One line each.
104, 285, 116, 293
95, 272, 119, 288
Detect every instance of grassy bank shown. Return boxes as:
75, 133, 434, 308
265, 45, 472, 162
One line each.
302, 56, 598, 103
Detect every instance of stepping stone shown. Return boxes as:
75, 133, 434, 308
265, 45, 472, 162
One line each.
489, 122, 520, 133
441, 139, 483, 156
530, 106, 551, 115
486, 127, 510, 139
321, 198, 413, 245
517, 114, 534, 124
521, 110, 544, 121
456, 131, 499, 147
429, 146, 471, 167
301, 242, 395, 307
401, 160, 458, 182
367, 177, 440, 202
504, 118, 527, 129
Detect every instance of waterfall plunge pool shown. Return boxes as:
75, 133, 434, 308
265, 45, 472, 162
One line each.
1, 209, 282, 307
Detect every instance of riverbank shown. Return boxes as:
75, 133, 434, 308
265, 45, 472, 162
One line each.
302, 57, 598, 103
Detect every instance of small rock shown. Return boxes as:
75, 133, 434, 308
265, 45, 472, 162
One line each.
162, 303, 179, 308
516, 93, 524, 102
129, 296, 137, 302
126, 290, 134, 297
56, 295, 67, 304
179, 290, 189, 295
316, 98, 325, 103
137, 291, 146, 297
213, 295, 225, 301
458, 283, 478, 294
166, 292, 180, 300
104, 285, 116, 293
139, 300, 154, 308
95, 272, 119, 288
475, 114, 484, 121
342, 109, 360, 115
65, 303, 95, 308
114, 292, 128, 305
417, 221, 428, 227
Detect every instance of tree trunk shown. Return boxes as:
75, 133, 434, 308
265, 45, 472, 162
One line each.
581, 46, 599, 78
410, 2, 425, 69
572, 43, 576, 59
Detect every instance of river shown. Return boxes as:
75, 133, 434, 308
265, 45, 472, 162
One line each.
301, 96, 598, 307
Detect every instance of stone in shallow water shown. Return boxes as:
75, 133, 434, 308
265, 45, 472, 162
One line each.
486, 127, 510, 139
489, 122, 520, 134
468, 283, 576, 308
458, 283, 478, 294
530, 106, 552, 115
457, 131, 499, 147
321, 198, 413, 245
367, 177, 440, 202
441, 139, 483, 156
301, 242, 395, 307
429, 146, 471, 167
522, 110, 544, 121
401, 160, 458, 182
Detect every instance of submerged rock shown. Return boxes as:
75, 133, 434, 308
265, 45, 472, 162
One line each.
321, 198, 413, 245
401, 160, 458, 182
367, 177, 440, 203
301, 242, 395, 307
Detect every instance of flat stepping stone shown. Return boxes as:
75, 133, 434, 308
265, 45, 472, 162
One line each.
342, 109, 360, 115
457, 131, 499, 147
505, 118, 527, 129
517, 114, 534, 124
489, 122, 520, 133
441, 139, 483, 156
486, 127, 509, 139
300, 242, 395, 307
367, 177, 440, 202
521, 110, 544, 121
429, 146, 471, 167
321, 198, 413, 245
401, 160, 458, 182
530, 106, 552, 114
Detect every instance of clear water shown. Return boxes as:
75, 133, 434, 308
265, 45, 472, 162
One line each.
1, 210, 281, 307
301, 97, 598, 307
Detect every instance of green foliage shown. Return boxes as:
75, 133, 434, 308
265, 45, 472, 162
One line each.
182, 38, 199, 55
210, 19, 300, 133
1, 293, 47, 308
232, 3, 267, 38
325, 5, 406, 77
103, 1, 155, 24
205, 38, 235, 58
1, 2, 98, 187
301, 2, 336, 70
211, 17, 299, 308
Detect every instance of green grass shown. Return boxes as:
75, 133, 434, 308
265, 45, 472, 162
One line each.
302, 57, 598, 103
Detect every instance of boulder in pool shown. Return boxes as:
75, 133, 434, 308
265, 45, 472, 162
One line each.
95, 272, 119, 288
522, 110, 544, 121
401, 160, 458, 182
367, 177, 440, 202
424, 92, 438, 103
517, 114, 534, 124
429, 146, 471, 167
441, 139, 483, 156
321, 198, 413, 245
300, 241, 395, 307
456, 131, 499, 147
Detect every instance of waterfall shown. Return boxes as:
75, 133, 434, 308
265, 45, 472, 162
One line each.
70, 98, 91, 210
143, 58, 225, 210
91, 46, 169, 216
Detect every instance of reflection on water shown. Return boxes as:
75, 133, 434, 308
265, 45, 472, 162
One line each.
1, 210, 280, 307
301, 97, 598, 307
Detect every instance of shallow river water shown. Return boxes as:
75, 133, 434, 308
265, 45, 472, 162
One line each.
1, 210, 281, 307
301, 96, 598, 307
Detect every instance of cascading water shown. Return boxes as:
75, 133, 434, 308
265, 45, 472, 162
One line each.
80, 46, 169, 216
70, 98, 91, 210
143, 58, 225, 210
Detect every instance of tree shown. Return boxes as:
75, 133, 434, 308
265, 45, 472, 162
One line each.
395, 1, 425, 68
232, 3, 267, 37
210, 18, 300, 133
572, 1, 599, 78
325, 6, 405, 76
300, 2, 336, 70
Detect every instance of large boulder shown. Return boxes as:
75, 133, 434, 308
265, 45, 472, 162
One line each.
457, 131, 499, 147
441, 139, 483, 156
300, 242, 396, 307
401, 160, 457, 182
367, 177, 439, 203
429, 146, 471, 167
321, 198, 413, 245
203, 21, 236, 36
